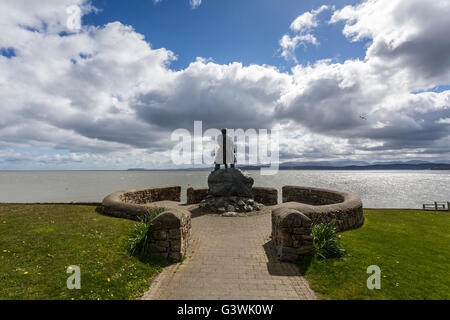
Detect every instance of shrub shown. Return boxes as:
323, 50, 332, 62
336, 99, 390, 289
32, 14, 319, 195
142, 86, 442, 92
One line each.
128, 208, 164, 258
312, 223, 346, 259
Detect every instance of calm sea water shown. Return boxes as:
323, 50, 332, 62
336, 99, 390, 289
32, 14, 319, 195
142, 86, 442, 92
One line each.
0, 170, 448, 208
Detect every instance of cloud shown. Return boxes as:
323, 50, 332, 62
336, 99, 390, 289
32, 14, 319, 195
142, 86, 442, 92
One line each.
189, 0, 202, 9
279, 34, 319, 62
331, 0, 450, 89
0, 0, 449, 169
153, 0, 203, 9
437, 118, 450, 124
279, 5, 332, 61
290, 5, 330, 33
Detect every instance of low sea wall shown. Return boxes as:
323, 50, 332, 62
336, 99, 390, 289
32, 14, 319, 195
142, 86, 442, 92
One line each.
279, 186, 364, 231
102, 185, 181, 220
186, 186, 278, 206
253, 187, 278, 206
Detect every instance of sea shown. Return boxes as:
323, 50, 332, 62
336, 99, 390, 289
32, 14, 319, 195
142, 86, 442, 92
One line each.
0, 170, 448, 209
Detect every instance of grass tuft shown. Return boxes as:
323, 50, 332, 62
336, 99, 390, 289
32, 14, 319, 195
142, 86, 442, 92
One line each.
311, 223, 346, 259
128, 208, 164, 259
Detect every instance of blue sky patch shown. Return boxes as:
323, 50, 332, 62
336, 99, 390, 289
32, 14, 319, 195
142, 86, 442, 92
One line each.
0, 47, 16, 59
85, 0, 367, 71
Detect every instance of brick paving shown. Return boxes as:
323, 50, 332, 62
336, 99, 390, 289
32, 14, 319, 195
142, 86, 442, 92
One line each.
141, 210, 317, 300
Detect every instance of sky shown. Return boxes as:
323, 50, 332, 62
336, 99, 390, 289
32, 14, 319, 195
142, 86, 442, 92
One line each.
0, 0, 449, 170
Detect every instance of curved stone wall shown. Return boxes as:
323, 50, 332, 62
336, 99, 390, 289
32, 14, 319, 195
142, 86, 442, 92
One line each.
279, 186, 364, 231
186, 186, 278, 206
102, 185, 189, 262
102, 185, 181, 221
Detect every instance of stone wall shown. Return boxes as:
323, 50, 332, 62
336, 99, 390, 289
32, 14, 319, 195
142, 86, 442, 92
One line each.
279, 186, 364, 231
253, 187, 278, 206
186, 186, 278, 206
187, 187, 209, 204
282, 186, 344, 205
121, 185, 181, 204
272, 207, 315, 262
102, 185, 181, 221
149, 209, 191, 262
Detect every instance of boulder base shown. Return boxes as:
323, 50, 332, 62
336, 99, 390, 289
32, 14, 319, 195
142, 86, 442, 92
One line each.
199, 195, 264, 213
208, 168, 254, 198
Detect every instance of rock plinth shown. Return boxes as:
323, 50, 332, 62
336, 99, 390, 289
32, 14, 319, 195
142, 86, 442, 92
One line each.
208, 168, 254, 198
199, 195, 264, 214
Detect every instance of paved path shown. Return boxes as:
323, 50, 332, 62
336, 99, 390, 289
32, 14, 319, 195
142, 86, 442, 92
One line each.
141, 210, 317, 300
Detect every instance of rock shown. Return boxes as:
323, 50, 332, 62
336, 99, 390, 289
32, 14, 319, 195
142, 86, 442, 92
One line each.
208, 168, 254, 198
222, 212, 237, 217
198, 195, 264, 214
152, 230, 167, 240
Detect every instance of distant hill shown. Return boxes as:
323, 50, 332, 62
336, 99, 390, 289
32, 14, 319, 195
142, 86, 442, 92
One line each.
242, 161, 450, 171
129, 161, 450, 171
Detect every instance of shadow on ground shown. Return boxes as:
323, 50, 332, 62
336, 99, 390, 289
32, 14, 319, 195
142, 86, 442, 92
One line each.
263, 240, 313, 276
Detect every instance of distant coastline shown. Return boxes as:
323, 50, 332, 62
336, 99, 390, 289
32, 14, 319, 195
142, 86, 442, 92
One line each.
128, 161, 450, 171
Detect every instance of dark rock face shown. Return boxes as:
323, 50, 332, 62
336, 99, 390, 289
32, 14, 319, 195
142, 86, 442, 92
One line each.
208, 168, 254, 198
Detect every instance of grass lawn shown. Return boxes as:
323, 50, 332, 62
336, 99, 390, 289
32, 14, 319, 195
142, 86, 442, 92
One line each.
0, 204, 166, 300
302, 209, 450, 300
1, 205, 449, 300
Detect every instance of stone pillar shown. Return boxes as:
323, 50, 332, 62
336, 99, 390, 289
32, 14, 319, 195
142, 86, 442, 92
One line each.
149, 209, 191, 262
272, 207, 315, 262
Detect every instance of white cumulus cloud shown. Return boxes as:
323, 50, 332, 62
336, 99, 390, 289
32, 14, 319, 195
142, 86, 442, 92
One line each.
0, 0, 449, 169
279, 5, 332, 62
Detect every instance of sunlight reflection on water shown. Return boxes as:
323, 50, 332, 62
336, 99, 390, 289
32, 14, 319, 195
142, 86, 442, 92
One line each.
0, 170, 448, 208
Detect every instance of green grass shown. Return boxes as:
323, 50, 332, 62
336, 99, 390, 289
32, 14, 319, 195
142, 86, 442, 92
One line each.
1, 205, 449, 300
301, 209, 450, 300
0, 204, 166, 300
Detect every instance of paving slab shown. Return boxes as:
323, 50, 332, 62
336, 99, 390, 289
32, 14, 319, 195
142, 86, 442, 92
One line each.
141, 210, 317, 300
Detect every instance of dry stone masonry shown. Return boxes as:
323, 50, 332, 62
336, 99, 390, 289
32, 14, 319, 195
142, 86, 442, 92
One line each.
272, 207, 315, 262
149, 209, 191, 262
120, 186, 181, 204
283, 185, 343, 205
280, 186, 364, 231
186, 187, 210, 205
102, 185, 182, 221
187, 186, 278, 206
252, 187, 278, 206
